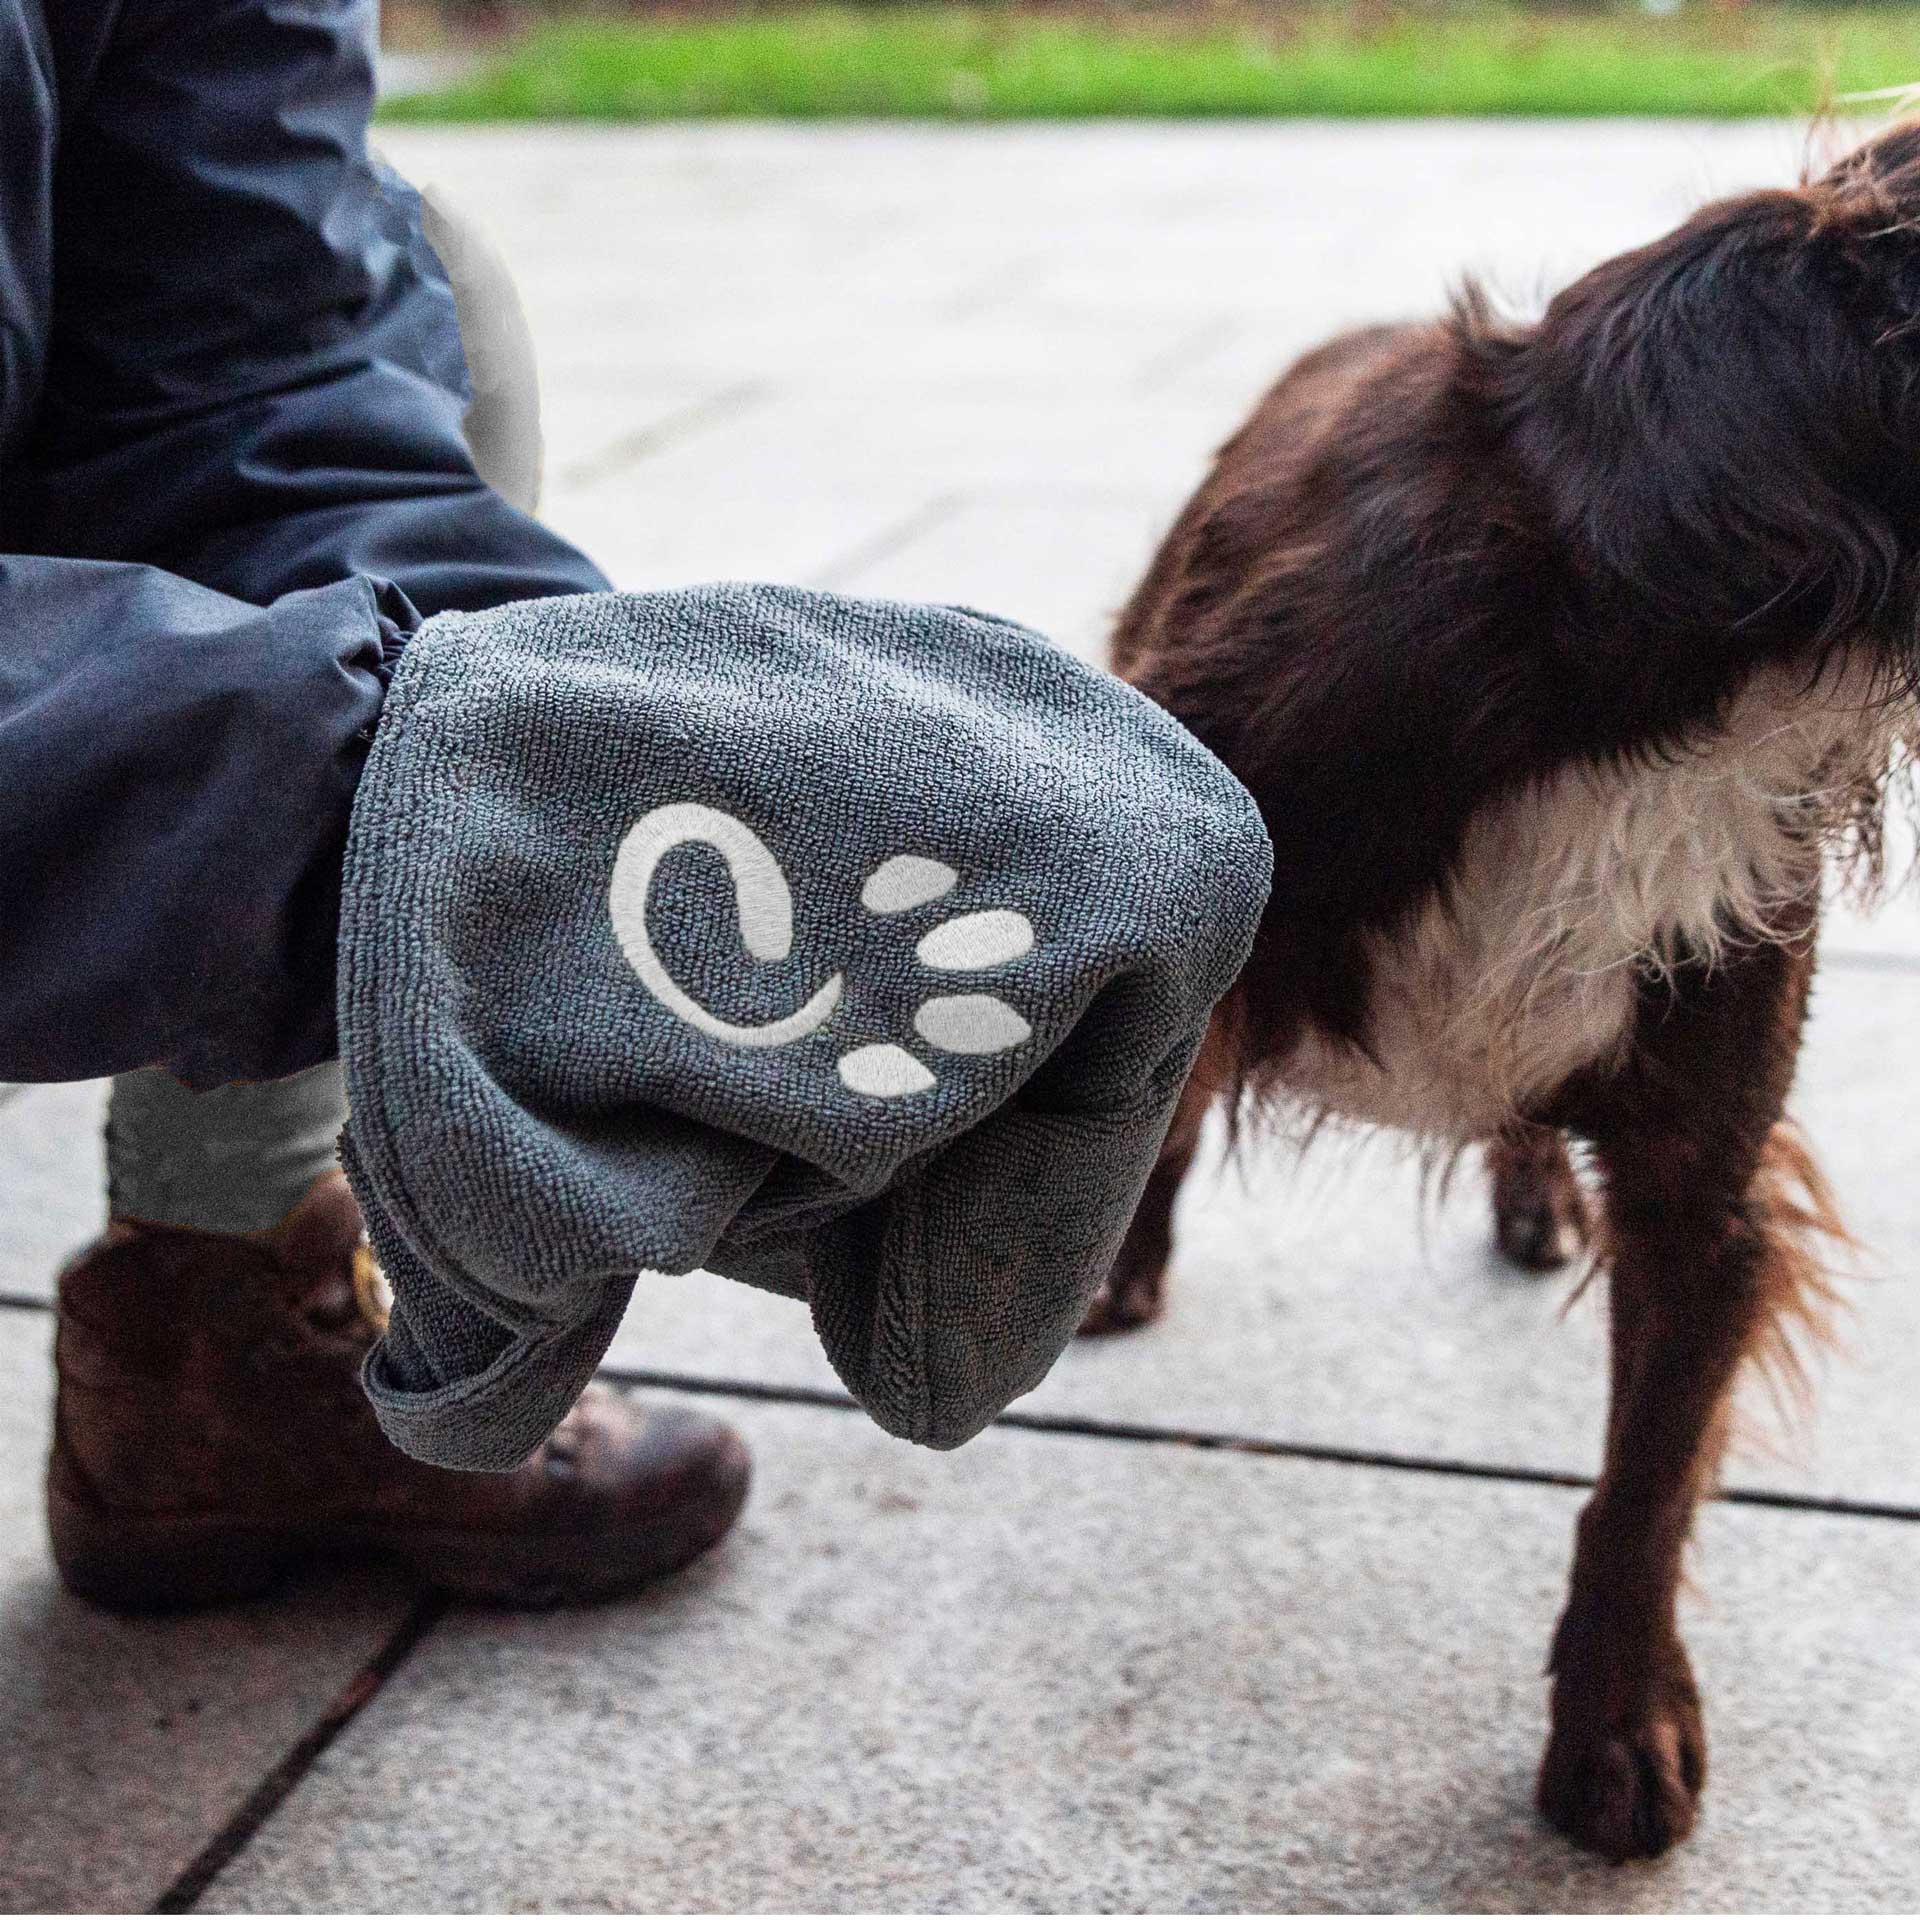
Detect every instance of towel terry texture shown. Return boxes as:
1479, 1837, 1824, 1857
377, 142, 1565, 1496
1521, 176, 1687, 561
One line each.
338, 585, 1271, 1470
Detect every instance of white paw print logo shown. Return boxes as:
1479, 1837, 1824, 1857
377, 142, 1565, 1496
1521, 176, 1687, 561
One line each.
608, 804, 1033, 1099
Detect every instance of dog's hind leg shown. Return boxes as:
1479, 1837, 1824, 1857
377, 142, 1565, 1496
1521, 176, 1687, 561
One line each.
1488, 1121, 1589, 1272
1537, 920, 1837, 1861
1078, 1049, 1216, 1336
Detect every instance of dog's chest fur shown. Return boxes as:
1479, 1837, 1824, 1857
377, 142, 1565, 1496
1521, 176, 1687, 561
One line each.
1277, 668, 1894, 1143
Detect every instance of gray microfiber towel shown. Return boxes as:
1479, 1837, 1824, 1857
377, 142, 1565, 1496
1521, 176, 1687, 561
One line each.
337, 584, 1270, 1471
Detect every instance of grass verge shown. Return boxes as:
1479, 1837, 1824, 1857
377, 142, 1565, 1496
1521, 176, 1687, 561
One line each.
380, 5, 1920, 121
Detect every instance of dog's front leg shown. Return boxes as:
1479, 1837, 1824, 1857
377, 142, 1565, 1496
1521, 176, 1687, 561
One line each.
1538, 924, 1826, 1860
1077, 1057, 1212, 1335
1078, 1010, 1244, 1336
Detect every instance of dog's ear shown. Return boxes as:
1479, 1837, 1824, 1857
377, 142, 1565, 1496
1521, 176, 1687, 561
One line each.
1508, 163, 1920, 682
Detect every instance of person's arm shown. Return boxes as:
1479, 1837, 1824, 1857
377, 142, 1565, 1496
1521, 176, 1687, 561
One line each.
0, 557, 410, 1086
13, 0, 606, 615
2, 0, 609, 1087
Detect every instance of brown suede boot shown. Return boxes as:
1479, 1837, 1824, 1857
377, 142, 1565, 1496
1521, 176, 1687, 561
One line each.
46, 1173, 750, 1612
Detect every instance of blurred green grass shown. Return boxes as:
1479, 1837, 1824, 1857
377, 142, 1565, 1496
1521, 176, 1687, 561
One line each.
380, 5, 1920, 120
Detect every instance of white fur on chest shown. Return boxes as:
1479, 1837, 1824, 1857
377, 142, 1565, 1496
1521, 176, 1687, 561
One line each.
1278, 666, 1895, 1144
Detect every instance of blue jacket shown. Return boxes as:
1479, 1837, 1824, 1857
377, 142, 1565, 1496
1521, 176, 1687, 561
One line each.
0, 0, 607, 1087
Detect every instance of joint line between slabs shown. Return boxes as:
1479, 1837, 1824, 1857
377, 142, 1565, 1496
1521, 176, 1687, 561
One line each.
595, 1363, 1920, 1528
552, 378, 772, 489
6, 1294, 1916, 1528
808, 492, 965, 590
149, 1594, 448, 1914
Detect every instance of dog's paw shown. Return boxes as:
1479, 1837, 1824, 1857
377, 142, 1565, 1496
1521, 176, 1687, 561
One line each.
1495, 1186, 1588, 1271
1076, 1245, 1166, 1336
1537, 1680, 1706, 1861
1488, 1129, 1589, 1273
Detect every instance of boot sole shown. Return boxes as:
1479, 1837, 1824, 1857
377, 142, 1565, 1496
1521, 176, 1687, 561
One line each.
47, 1484, 295, 1612
46, 1479, 746, 1615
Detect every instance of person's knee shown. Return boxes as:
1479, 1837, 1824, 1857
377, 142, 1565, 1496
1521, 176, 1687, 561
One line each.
418, 185, 544, 514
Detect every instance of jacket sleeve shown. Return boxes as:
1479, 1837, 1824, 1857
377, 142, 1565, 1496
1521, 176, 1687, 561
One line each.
0, 557, 413, 1087
0, 0, 610, 1087
13, 0, 607, 617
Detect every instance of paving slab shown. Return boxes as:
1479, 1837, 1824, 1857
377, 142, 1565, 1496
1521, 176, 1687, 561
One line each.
532, 368, 777, 494
375, 50, 481, 101
199, 1397, 1920, 1912
0, 1306, 421, 1914
603, 957, 1920, 1509
538, 293, 1210, 409
378, 120, 1830, 403
539, 467, 947, 597
826, 487, 1187, 666
601, 385, 1242, 502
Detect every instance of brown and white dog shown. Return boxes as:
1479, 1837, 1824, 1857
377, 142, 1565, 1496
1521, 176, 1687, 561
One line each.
1084, 123, 1920, 1859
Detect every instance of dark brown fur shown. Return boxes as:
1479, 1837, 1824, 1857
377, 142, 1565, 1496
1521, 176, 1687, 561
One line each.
1086, 126, 1920, 1857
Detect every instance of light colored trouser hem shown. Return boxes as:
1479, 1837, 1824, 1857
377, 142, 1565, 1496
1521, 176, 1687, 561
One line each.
106, 1061, 350, 1235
